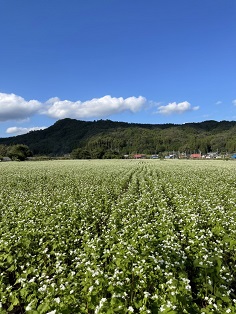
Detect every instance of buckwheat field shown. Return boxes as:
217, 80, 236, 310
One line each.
0, 160, 236, 313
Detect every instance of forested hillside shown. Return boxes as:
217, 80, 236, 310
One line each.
0, 118, 236, 157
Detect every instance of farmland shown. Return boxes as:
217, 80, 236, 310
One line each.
0, 160, 236, 313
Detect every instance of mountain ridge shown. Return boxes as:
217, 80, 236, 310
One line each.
0, 118, 236, 156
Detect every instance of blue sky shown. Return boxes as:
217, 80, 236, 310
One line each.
0, 0, 235, 137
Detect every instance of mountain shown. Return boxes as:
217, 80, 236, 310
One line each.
0, 119, 236, 156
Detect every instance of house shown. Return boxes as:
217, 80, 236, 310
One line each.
190, 153, 201, 159
205, 152, 218, 159
165, 154, 176, 159
133, 154, 146, 159
179, 153, 188, 159
1, 157, 12, 162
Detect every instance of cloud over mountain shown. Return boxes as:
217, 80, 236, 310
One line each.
0, 93, 147, 122
0, 93, 41, 121
0, 92, 202, 135
6, 126, 47, 135
41, 95, 147, 119
156, 101, 199, 115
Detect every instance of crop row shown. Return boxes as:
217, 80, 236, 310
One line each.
0, 160, 236, 313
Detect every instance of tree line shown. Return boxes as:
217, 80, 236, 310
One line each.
0, 144, 32, 161
0, 119, 236, 158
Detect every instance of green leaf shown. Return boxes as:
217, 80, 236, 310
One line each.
7, 255, 13, 263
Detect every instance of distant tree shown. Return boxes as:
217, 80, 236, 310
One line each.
91, 148, 105, 159
71, 148, 91, 159
0, 144, 8, 159
7, 144, 33, 161
102, 150, 121, 159
158, 152, 165, 160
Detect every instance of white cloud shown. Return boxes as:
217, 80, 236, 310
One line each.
41, 95, 146, 119
0, 92, 201, 123
6, 126, 47, 135
0, 92, 146, 122
0, 93, 41, 121
156, 101, 199, 115
232, 99, 236, 106
215, 101, 222, 105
